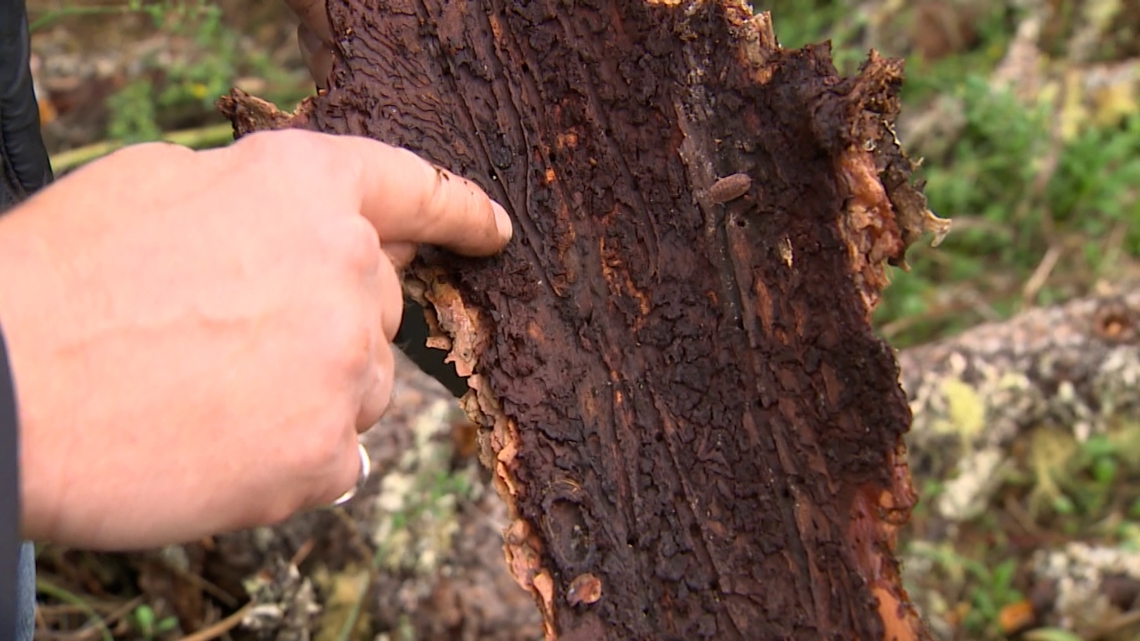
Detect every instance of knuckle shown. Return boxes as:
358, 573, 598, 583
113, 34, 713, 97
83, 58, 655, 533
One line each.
234, 129, 333, 174
304, 428, 345, 475
325, 308, 373, 378
393, 148, 440, 211
331, 214, 382, 273
301, 210, 380, 277
390, 145, 426, 169
231, 130, 286, 158
277, 420, 355, 507
305, 434, 360, 506
106, 141, 193, 165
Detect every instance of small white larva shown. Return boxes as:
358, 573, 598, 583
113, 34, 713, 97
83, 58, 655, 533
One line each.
707, 172, 752, 204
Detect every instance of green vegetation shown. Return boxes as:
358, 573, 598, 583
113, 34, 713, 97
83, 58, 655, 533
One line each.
911, 543, 1026, 639
1018, 422, 1140, 536
30, 0, 310, 148
109, 1, 302, 139
768, 2, 1140, 639
767, 0, 1140, 348
127, 604, 178, 641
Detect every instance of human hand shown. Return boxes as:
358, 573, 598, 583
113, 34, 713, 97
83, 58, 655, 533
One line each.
0, 129, 511, 550
281, 0, 337, 89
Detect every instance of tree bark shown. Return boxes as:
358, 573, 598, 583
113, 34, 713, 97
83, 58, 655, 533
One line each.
221, 2, 950, 639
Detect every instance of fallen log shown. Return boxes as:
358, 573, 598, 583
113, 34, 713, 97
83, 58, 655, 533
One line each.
899, 282, 1140, 524
220, 2, 951, 639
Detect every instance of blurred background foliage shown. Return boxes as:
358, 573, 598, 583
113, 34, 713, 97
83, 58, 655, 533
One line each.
765, 0, 1140, 348
763, 5, 1140, 638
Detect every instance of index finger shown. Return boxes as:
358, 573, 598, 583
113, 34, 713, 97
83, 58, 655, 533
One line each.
333, 135, 513, 257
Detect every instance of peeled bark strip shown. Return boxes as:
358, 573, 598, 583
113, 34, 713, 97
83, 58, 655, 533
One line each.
222, 2, 948, 639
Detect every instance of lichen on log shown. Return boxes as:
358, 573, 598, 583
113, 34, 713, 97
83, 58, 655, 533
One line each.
900, 284, 1140, 523
220, 2, 949, 639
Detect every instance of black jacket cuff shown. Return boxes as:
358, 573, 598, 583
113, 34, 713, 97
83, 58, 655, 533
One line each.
0, 325, 22, 639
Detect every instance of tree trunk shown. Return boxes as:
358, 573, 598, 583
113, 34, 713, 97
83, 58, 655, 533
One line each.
221, 2, 950, 639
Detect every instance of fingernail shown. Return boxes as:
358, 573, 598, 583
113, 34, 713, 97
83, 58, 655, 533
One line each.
492, 200, 513, 243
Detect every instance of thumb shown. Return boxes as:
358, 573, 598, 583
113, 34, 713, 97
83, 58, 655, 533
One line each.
297, 23, 335, 90
282, 0, 333, 43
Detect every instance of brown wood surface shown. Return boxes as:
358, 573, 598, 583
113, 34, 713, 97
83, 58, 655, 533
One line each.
222, 2, 949, 639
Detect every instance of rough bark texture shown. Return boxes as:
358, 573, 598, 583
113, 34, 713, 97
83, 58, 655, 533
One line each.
221, 2, 951, 639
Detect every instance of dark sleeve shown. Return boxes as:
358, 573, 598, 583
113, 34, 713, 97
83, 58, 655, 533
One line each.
0, 326, 20, 641
1, 0, 53, 209
1, 0, 54, 634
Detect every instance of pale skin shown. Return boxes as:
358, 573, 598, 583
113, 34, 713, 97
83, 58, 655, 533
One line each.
0, 1, 511, 550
